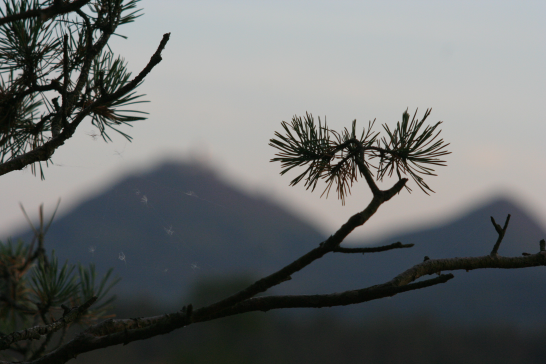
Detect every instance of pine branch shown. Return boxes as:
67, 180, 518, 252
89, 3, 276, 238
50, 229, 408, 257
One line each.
0, 0, 155, 177
0, 296, 97, 351
0, 32, 170, 177
27, 245, 546, 364
270, 109, 450, 202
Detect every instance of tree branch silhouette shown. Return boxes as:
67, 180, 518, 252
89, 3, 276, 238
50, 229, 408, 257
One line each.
0, 2, 544, 363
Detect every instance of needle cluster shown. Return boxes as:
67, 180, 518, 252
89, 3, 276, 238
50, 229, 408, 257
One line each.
0, 0, 147, 178
270, 109, 450, 203
0, 204, 119, 361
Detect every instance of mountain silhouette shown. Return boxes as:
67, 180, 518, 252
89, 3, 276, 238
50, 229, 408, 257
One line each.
285, 195, 546, 326
12, 161, 546, 326
16, 161, 324, 302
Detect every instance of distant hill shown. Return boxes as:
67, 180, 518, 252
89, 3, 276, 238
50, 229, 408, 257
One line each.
285, 197, 546, 326
16, 161, 325, 302
13, 161, 546, 326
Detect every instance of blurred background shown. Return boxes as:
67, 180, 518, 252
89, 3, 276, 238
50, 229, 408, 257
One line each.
1, 0, 545, 241
2, 1, 546, 363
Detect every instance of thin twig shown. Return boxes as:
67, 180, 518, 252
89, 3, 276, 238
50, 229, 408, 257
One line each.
208, 274, 454, 316
333, 241, 414, 254
490, 214, 510, 257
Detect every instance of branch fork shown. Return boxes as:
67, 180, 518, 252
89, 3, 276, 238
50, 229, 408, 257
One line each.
490, 214, 511, 257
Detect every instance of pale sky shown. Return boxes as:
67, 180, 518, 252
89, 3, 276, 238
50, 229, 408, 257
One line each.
1, 1, 545, 243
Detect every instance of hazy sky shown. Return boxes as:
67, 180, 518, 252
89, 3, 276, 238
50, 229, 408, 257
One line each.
1, 1, 545, 243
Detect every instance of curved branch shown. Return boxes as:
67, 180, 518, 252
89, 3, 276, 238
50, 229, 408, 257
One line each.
26, 274, 453, 364
31, 309, 191, 364
210, 274, 454, 318
192, 177, 407, 321
90, 33, 170, 106
0, 83, 63, 108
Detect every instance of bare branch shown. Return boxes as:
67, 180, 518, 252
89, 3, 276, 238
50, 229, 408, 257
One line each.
333, 241, 414, 254
490, 214, 511, 257
209, 274, 454, 318
21, 275, 454, 364
192, 178, 407, 321
390, 252, 546, 288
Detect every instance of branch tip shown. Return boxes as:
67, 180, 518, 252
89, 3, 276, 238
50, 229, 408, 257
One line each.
490, 214, 511, 256
490, 216, 501, 234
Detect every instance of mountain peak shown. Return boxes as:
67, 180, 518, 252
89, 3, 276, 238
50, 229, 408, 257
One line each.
431, 195, 546, 256
22, 160, 324, 301
459, 195, 535, 223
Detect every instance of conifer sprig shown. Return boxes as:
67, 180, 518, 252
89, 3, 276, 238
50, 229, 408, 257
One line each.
0, 0, 150, 177
270, 109, 450, 203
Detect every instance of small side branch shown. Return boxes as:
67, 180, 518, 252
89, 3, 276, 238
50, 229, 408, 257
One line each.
490, 214, 510, 257
333, 241, 414, 254
87, 33, 170, 107
207, 274, 454, 319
